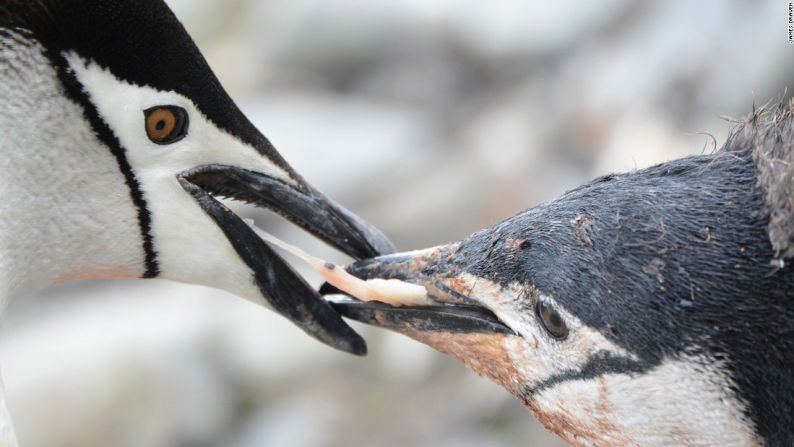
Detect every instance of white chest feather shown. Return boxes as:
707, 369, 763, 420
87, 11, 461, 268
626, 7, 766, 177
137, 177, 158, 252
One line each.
527, 356, 760, 447
0, 31, 144, 301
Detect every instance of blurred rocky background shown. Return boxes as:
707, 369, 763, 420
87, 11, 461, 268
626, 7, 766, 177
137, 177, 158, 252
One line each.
2, 1, 792, 446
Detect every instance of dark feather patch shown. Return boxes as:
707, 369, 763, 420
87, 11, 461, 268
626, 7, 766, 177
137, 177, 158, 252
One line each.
446, 105, 794, 445
723, 100, 794, 261
0, 0, 291, 172
1, 0, 304, 278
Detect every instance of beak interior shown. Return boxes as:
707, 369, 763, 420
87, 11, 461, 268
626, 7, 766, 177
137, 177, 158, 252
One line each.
322, 252, 515, 336
178, 164, 513, 349
177, 165, 400, 355
182, 165, 395, 259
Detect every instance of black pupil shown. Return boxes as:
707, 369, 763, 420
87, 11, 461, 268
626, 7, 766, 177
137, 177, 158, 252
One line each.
537, 301, 568, 339
144, 106, 189, 145
547, 310, 562, 328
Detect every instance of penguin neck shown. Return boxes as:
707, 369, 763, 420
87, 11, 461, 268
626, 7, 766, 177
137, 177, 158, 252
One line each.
0, 31, 146, 303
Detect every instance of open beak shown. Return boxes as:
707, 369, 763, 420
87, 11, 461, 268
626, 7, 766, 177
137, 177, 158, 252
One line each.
322, 244, 516, 337
177, 164, 395, 356
322, 245, 530, 393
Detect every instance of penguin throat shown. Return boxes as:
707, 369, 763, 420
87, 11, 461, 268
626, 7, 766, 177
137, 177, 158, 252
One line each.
0, 31, 146, 300
524, 355, 761, 447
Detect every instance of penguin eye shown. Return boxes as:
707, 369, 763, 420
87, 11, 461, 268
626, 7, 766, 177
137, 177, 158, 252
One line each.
536, 300, 569, 339
144, 106, 189, 144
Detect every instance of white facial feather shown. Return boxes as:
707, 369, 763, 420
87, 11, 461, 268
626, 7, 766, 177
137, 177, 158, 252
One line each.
0, 32, 144, 301
0, 33, 305, 447
445, 275, 759, 446
454, 274, 636, 387
64, 52, 293, 185
64, 53, 294, 304
531, 356, 760, 447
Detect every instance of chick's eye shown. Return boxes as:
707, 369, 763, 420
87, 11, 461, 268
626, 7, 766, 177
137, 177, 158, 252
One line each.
536, 300, 569, 339
144, 106, 188, 144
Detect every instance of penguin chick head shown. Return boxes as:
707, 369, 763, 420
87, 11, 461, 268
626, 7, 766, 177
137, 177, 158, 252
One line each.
1, 0, 393, 354
329, 105, 794, 444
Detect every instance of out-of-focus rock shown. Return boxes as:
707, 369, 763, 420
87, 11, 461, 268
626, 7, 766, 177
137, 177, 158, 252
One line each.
1, 282, 235, 447
239, 92, 438, 198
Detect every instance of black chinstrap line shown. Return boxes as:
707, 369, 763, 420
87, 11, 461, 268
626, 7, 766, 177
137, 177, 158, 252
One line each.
54, 52, 159, 278
522, 350, 651, 399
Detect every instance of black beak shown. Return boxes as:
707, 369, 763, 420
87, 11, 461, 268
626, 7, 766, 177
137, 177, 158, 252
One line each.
182, 165, 394, 259
321, 246, 515, 336
177, 165, 396, 356
322, 249, 523, 398
327, 295, 515, 335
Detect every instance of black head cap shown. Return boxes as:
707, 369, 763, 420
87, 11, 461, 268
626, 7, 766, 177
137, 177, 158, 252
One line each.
1, 0, 289, 172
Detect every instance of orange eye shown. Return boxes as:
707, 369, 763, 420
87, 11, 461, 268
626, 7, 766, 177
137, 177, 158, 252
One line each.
144, 106, 188, 144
